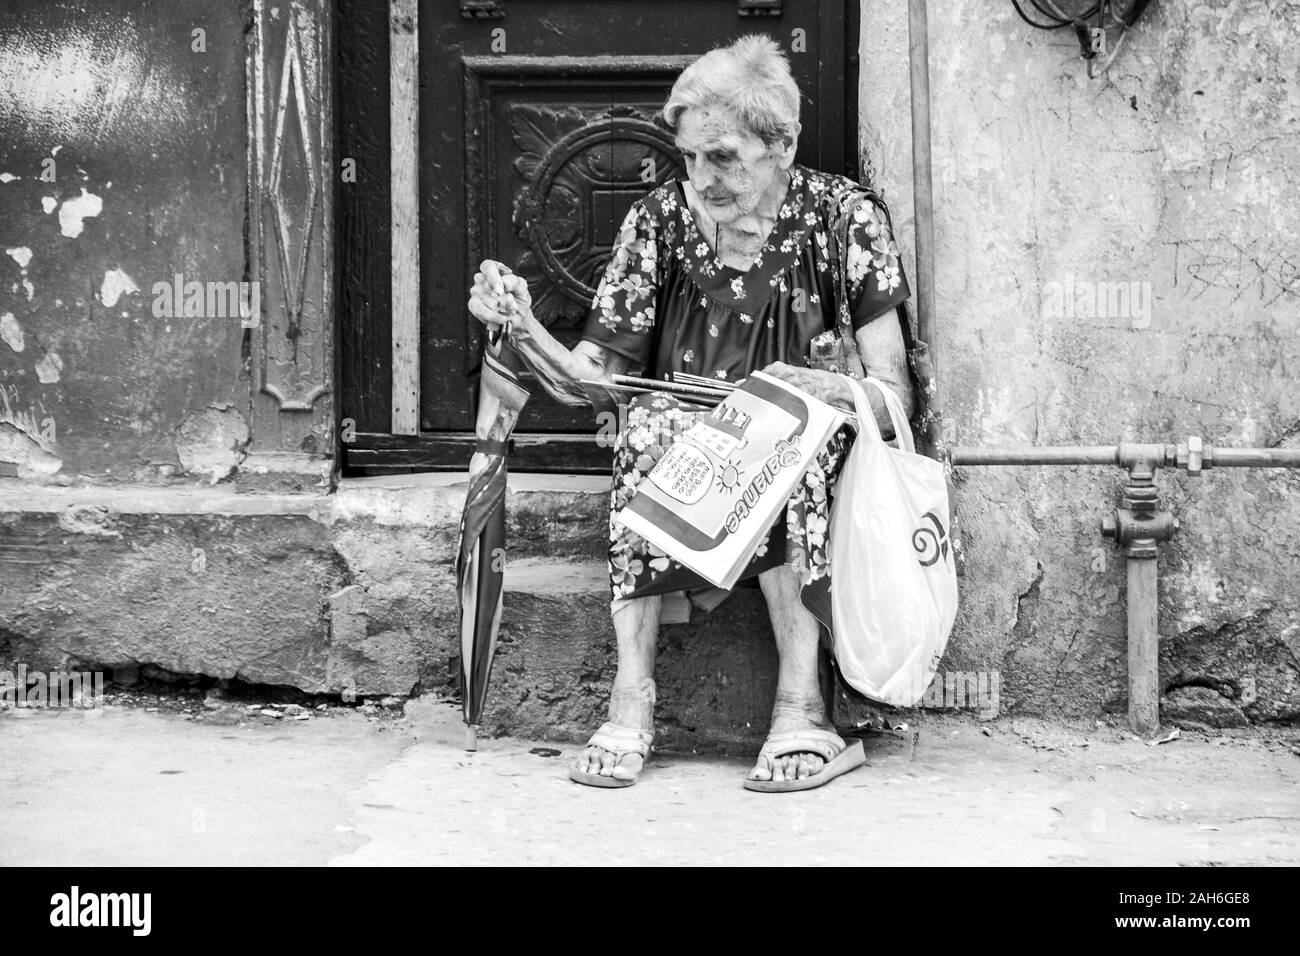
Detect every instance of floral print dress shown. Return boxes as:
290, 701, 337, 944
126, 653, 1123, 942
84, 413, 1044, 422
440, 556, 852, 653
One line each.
581, 165, 911, 629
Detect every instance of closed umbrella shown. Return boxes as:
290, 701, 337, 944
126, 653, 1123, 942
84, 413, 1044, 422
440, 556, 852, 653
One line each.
456, 332, 529, 750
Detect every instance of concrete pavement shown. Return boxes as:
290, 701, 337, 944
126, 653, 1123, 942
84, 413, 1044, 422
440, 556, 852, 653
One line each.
2, 695, 1298, 866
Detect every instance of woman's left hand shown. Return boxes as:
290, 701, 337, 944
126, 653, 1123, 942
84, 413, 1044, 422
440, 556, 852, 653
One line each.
759, 362, 853, 411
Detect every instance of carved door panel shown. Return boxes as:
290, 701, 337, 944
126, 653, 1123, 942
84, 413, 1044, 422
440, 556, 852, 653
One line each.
338, 0, 858, 471
460, 60, 692, 432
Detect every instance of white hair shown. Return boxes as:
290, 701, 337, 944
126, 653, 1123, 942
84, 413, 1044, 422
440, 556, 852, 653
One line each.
663, 35, 801, 148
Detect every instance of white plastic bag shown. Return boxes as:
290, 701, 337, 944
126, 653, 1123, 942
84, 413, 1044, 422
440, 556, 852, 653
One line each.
828, 376, 958, 706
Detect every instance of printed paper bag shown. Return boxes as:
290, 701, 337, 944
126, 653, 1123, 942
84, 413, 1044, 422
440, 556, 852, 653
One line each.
616, 371, 846, 589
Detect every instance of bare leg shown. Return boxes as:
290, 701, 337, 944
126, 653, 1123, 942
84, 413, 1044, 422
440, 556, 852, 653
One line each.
571, 594, 660, 780
749, 565, 835, 782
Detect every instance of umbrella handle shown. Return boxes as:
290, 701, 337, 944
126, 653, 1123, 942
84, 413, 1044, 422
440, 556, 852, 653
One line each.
486, 264, 516, 349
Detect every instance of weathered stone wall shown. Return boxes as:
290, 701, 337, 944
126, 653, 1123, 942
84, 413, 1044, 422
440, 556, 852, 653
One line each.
0, 0, 250, 483
0, 477, 786, 752
859, 0, 1300, 724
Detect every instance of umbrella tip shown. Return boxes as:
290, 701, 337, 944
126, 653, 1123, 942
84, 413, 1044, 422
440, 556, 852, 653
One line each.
465, 724, 478, 751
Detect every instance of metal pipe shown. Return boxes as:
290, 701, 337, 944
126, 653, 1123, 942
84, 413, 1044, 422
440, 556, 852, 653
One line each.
1127, 557, 1160, 735
951, 437, 1300, 736
907, 0, 940, 449
1209, 448, 1300, 468
951, 446, 1119, 466
952, 443, 1300, 470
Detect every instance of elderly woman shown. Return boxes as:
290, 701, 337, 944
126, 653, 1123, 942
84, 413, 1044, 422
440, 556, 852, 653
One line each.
468, 35, 917, 791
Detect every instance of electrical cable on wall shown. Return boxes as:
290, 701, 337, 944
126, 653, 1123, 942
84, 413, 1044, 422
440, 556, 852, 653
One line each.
1011, 0, 1153, 77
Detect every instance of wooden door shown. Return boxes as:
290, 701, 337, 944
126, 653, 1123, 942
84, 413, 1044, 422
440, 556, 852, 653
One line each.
339, 0, 859, 473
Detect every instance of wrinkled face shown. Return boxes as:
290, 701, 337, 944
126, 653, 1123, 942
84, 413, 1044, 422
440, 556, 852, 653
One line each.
674, 106, 790, 225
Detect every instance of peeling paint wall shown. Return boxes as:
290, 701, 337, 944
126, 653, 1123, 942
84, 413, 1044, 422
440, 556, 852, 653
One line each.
861, 0, 1300, 722
0, 0, 250, 483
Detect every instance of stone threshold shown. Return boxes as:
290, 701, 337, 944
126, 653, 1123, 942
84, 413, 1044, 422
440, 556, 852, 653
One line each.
0, 471, 609, 519
0, 473, 610, 595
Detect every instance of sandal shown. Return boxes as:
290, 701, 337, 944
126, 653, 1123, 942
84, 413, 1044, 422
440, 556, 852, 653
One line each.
742, 728, 867, 793
568, 722, 654, 788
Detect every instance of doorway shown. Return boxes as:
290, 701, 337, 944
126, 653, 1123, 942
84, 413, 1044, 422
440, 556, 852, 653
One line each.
338, 0, 859, 473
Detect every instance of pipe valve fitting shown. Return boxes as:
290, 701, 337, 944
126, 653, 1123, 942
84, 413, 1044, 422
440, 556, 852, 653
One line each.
1175, 435, 1211, 476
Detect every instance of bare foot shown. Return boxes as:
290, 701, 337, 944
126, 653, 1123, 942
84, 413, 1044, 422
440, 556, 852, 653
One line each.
747, 691, 834, 783
571, 678, 655, 783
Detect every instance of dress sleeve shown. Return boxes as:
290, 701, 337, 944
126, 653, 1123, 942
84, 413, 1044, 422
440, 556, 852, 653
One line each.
844, 194, 910, 331
579, 200, 659, 370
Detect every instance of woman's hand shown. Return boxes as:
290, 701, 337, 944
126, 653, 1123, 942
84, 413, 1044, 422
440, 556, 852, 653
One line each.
759, 362, 854, 412
464, 258, 629, 409
468, 259, 534, 334
761, 361, 902, 440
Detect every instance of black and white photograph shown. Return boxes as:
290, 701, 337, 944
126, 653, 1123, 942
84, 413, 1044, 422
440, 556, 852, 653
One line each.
0, 0, 1296, 906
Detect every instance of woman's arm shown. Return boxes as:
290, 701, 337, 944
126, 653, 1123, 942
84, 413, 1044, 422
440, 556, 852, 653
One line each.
760, 306, 913, 439
468, 260, 630, 407
855, 305, 916, 421
513, 331, 632, 408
